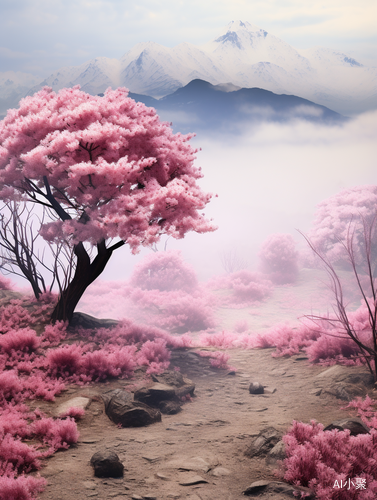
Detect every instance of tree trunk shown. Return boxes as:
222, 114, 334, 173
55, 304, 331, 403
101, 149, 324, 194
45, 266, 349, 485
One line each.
50, 239, 123, 324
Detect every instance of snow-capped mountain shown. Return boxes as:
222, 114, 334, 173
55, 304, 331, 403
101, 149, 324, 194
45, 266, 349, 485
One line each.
0, 71, 40, 116
1, 20, 376, 117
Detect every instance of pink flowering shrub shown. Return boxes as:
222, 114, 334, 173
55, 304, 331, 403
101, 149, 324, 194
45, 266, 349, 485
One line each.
0, 474, 46, 500
197, 350, 233, 370
0, 302, 33, 333
82, 346, 137, 380
0, 433, 42, 473
0, 370, 23, 401
130, 250, 198, 292
199, 330, 240, 349
32, 417, 79, 451
0, 329, 41, 354
137, 338, 171, 374
40, 321, 67, 346
46, 344, 83, 377
253, 300, 375, 368
259, 233, 299, 284
282, 419, 377, 499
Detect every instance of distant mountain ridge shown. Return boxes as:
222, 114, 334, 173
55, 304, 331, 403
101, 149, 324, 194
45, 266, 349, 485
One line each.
127, 79, 345, 134
0, 20, 376, 117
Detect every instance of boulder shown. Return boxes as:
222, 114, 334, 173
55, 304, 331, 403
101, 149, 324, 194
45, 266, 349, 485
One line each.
69, 312, 118, 330
90, 450, 124, 478
101, 389, 161, 427
159, 400, 182, 414
266, 440, 286, 465
245, 427, 282, 458
324, 417, 370, 436
323, 383, 365, 401
134, 383, 177, 406
151, 370, 195, 398
243, 480, 315, 498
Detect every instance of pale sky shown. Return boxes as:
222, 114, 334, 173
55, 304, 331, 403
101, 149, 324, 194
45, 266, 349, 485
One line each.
1, 0, 376, 77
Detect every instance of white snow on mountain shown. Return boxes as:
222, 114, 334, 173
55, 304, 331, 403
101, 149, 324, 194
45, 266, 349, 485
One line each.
1, 20, 376, 116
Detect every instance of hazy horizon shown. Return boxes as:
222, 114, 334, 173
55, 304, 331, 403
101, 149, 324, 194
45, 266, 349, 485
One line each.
1, 1, 376, 78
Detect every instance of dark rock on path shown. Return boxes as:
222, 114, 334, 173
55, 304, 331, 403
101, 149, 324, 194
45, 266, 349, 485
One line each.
90, 450, 124, 478
245, 427, 282, 458
324, 417, 370, 435
102, 389, 161, 427
243, 480, 315, 498
249, 382, 264, 394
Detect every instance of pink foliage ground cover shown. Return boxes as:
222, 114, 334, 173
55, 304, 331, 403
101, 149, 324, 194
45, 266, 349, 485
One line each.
0, 291, 222, 499
281, 396, 377, 499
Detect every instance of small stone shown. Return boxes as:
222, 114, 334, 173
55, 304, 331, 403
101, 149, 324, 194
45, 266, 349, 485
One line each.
142, 455, 160, 463
309, 388, 322, 396
82, 481, 97, 490
211, 466, 231, 477
156, 472, 170, 480
178, 475, 209, 486
264, 387, 277, 394
249, 382, 264, 394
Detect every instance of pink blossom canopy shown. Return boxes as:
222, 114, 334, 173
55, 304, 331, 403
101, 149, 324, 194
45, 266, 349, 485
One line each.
0, 86, 215, 251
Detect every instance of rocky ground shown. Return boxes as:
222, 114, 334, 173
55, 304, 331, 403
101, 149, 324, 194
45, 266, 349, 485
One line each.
33, 340, 374, 500
5, 268, 375, 500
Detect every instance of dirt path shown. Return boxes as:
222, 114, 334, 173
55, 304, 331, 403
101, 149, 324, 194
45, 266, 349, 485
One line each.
36, 344, 364, 500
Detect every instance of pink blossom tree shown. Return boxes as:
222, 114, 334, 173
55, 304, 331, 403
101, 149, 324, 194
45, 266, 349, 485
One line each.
0, 86, 215, 323
307, 185, 377, 272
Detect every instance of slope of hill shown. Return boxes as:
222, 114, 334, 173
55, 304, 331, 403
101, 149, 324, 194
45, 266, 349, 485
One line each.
128, 79, 345, 134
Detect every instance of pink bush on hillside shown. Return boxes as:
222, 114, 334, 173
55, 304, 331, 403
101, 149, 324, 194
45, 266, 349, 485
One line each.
32, 417, 79, 451
137, 338, 171, 374
0, 302, 33, 333
82, 345, 137, 380
197, 350, 233, 370
130, 250, 198, 292
0, 370, 23, 401
0, 474, 46, 500
259, 233, 299, 284
282, 419, 377, 499
254, 299, 375, 366
0, 433, 42, 473
0, 329, 41, 354
46, 343, 83, 377
40, 321, 67, 346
